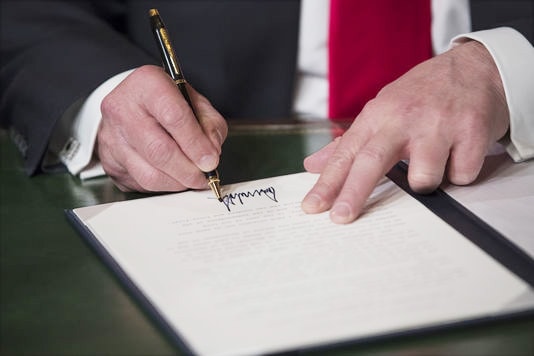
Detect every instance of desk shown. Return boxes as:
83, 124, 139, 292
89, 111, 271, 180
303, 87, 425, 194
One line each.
1, 124, 533, 355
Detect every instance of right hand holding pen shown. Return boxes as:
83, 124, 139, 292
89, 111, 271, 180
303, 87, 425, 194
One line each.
97, 65, 228, 192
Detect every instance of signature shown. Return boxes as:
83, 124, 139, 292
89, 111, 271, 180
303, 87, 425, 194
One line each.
221, 187, 278, 212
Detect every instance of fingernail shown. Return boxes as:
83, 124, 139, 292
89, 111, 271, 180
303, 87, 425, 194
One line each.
198, 154, 218, 172
302, 193, 323, 213
330, 202, 352, 224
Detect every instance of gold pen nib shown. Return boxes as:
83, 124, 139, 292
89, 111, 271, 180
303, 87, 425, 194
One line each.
207, 173, 223, 202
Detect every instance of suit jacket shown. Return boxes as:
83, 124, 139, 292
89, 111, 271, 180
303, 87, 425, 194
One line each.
1, 0, 532, 175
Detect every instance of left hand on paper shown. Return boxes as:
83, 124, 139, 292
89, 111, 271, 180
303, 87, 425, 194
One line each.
302, 40, 510, 224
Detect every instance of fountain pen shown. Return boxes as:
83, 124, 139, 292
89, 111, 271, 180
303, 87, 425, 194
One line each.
149, 8, 222, 201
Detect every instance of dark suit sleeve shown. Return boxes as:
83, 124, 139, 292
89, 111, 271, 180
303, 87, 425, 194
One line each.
0, 0, 155, 175
470, 0, 534, 43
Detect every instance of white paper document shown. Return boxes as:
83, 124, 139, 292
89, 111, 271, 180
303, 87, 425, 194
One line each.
72, 172, 534, 356
445, 152, 534, 259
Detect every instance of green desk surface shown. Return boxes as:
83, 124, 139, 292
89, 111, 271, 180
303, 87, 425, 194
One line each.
1, 124, 533, 355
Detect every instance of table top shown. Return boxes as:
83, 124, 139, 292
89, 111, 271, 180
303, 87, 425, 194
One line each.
1, 124, 533, 355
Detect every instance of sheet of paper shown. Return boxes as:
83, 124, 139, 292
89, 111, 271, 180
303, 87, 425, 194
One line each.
445, 151, 534, 259
74, 172, 534, 356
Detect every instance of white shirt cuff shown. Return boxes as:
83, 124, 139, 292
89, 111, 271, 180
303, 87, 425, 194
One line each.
451, 27, 534, 162
59, 69, 135, 177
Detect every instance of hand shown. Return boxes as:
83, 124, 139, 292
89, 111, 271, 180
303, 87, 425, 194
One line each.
97, 65, 227, 192
302, 40, 510, 224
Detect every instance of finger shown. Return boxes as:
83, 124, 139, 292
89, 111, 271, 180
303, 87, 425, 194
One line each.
102, 103, 205, 189
99, 73, 202, 185
123, 148, 203, 192
447, 140, 486, 186
110, 135, 205, 192
138, 68, 221, 173
97, 131, 145, 192
301, 110, 379, 214
188, 87, 228, 151
98, 118, 204, 192
131, 117, 208, 188
97, 142, 134, 192
112, 180, 137, 193
301, 124, 373, 215
303, 137, 341, 173
327, 131, 404, 224
406, 138, 450, 194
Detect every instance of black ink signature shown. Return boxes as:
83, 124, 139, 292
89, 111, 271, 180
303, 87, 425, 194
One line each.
221, 187, 278, 212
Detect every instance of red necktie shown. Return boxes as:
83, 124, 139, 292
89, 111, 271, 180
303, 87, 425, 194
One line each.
328, 0, 432, 120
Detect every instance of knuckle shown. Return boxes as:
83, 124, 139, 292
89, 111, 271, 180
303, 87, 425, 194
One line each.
328, 150, 355, 171
100, 94, 121, 120
360, 98, 380, 115
107, 169, 134, 192
181, 134, 200, 152
159, 102, 189, 130
96, 125, 108, 146
98, 149, 124, 178
357, 144, 388, 164
144, 139, 174, 167
136, 169, 162, 191
339, 184, 365, 204
458, 110, 490, 142
102, 164, 122, 180
133, 64, 160, 78
314, 179, 337, 195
